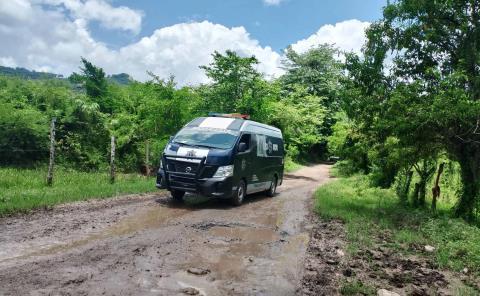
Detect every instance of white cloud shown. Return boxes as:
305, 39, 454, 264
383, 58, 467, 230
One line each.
0, 57, 17, 68
263, 0, 284, 6
35, 0, 143, 34
290, 19, 370, 54
113, 22, 283, 84
0, 1, 283, 84
0, 1, 369, 85
0, 1, 111, 74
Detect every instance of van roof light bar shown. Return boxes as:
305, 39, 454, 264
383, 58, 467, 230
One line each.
208, 112, 250, 120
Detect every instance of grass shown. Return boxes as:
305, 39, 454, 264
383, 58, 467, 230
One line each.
284, 157, 304, 172
314, 175, 480, 277
340, 280, 376, 296
0, 159, 304, 216
0, 167, 157, 216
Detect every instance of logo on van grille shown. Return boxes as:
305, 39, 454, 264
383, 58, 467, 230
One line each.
185, 166, 192, 173
186, 150, 196, 157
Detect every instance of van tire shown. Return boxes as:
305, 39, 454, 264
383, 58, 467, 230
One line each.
266, 176, 277, 197
231, 180, 246, 206
171, 190, 185, 201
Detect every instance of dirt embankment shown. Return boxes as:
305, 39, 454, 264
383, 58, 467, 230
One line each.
0, 164, 332, 295
298, 210, 478, 296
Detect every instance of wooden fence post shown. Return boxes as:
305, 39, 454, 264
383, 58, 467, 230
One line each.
145, 140, 150, 176
110, 136, 116, 183
46, 118, 56, 186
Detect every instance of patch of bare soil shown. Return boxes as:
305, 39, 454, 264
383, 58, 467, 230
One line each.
298, 215, 478, 296
297, 215, 347, 295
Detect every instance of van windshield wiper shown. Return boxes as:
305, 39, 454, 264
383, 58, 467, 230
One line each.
173, 141, 216, 149
190, 144, 217, 149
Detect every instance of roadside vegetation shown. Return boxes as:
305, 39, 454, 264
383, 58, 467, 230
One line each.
1, 39, 340, 213
284, 158, 304, 173
328, 0, 480, 223
316, 175, 480, 276
0, 167, 155, 216
308, 1, 480, 292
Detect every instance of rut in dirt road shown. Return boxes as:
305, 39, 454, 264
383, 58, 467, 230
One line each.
0, 164, 332, 296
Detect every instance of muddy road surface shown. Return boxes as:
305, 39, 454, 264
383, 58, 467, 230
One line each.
0, 164, 332, 296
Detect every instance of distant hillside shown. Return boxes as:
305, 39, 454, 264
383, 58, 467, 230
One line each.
0, 66, 63, 79
108, 73, 133, 85
0, 66, 133, 85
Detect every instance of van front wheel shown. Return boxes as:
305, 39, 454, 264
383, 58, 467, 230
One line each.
266, 176, 277, 197
171, 190, 185, 201
231, 180, 246, 206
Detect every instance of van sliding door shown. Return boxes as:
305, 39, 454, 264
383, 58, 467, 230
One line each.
255, 134, 269, 192
235, 133, 255, 191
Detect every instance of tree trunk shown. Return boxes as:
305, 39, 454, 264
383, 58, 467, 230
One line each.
455, 155, 480, 221
405, 170, 413, 198
412, 183, 420, 207
413, 159, 436, 208
418, 180, 427, 207
398, 169, 413, 204
431, 163, 445, 212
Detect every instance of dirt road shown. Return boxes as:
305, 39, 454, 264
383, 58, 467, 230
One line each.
0, 164, 331, 296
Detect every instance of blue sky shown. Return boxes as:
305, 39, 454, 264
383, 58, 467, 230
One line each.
0, 0, 386, 84
97, 0, 386, 51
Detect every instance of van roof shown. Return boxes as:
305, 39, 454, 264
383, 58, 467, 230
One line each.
186, 117, 282, 138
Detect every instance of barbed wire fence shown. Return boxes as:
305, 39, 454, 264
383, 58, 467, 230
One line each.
1, 118, 155, 186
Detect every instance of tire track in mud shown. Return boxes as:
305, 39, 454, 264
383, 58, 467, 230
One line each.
0, 164, 332, 296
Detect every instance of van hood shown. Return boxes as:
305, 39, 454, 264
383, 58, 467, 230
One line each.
164, 143, 232, 165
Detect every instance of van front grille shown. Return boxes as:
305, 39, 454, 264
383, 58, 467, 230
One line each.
165, 158, 217, 178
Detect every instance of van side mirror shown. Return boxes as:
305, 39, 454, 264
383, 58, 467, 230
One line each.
169, 136, 174, 142
238, 142, 247, 153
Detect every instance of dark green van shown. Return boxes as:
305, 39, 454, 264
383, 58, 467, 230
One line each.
156, 114, 284, 205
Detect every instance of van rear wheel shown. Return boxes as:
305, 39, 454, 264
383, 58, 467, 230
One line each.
231, 180, 246, 206
171, 190, 185, 201
266, 176, 277, 197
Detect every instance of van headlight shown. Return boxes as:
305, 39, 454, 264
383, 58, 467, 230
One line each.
213, 165, 234, 178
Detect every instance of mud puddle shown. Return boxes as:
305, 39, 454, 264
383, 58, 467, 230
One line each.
0, 198, 191, 265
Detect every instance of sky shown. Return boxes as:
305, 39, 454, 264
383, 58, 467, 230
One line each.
0, 0, 386, 85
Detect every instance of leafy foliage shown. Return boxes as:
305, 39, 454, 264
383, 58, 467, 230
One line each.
0, 46, 342, 171
280, 45, 343, 157
333, 0, 480, 221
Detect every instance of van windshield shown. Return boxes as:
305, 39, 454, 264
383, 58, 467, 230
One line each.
173, 127, 239, 149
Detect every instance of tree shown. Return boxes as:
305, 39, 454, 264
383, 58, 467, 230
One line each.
266, 84, 326, 160
282, 45, 342, 106
281, 45, 343, 158
345, 0, 480, 219
70, 58, 112, 113
0, 103, 48, 165
200, 50, 262, 114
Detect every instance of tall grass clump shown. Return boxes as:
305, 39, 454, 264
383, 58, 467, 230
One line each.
0, 167, 156, 216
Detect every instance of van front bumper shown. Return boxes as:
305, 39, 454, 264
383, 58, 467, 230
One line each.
157, 169, 234, 199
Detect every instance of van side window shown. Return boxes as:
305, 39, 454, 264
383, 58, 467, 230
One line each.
239, 134, 251, 151
256, 134, 267, 157
266, 136, 283, 157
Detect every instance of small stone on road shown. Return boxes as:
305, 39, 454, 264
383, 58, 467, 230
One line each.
377, 288, 400, 296
187, 267, 210, 276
